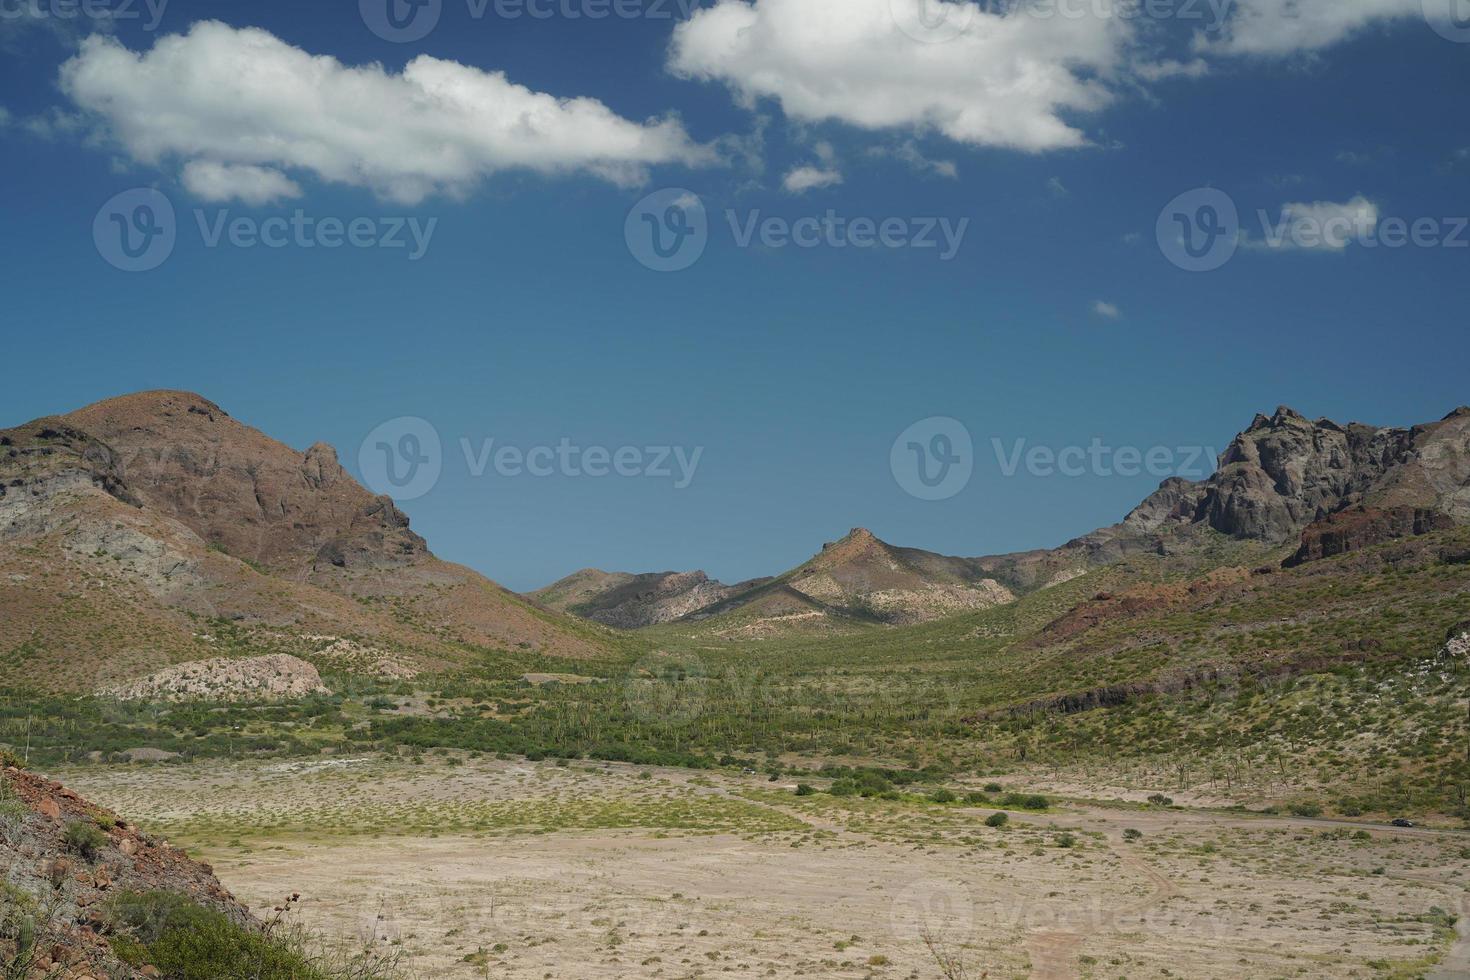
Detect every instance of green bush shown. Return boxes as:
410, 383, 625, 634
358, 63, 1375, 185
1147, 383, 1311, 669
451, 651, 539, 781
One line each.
1055, 833, 1077, 848
794, 784, 815, 796
106, 891, 325, 980
929, 788, 957, 804
64, 821, 108, 862
985, 812, 1009, 828
1122, 828, 1143, 842
998, 792, 1049, 811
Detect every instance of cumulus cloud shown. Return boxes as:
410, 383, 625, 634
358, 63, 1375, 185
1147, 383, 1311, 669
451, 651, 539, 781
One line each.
1091, 299, 1122, 319
60, 21, 715, 204
1250, 195, 1380, 252
669, 0, 1129, 153
782, 165, 844, 193
1198, 0, 1420, 57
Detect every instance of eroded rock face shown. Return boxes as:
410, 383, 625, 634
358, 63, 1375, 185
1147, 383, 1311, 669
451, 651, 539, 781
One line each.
63, 391, 427, 576
1285, 505, 1457, 567
1199, 408, 1411, 542
103, 654, 329, 702
1081, 406, 1470, 561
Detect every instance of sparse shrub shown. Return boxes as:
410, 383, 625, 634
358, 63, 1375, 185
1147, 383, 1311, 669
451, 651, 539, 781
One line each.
794, 784, 815, 796
930, 788, 957, 804
985, 812, 1009, 828
984, 783, 1003, 793
1122, 828, 1143, 842
1289, 803, 1323, 818
64, 821, 108, 862
1147, 794, 1174, 807
1055, 833, 1077, 848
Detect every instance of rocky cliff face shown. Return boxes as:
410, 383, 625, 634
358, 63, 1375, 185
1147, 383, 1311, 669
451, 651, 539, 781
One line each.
64, 391, 428, 577
1070, 406, 1470, 565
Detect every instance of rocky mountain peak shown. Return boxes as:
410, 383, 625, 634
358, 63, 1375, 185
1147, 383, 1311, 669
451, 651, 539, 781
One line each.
57, 393, 427, 574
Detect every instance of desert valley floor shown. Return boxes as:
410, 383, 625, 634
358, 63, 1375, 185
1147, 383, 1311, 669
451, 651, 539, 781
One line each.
53, 754, 1470, 979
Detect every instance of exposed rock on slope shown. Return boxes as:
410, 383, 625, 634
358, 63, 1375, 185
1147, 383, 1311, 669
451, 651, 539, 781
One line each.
782, 528, 1015, 624
0, 766, 256, 977
1285, 505, 1457, 567
0, 391, 617, 691
996, 405, 1470, 574
104, 654, 329, 702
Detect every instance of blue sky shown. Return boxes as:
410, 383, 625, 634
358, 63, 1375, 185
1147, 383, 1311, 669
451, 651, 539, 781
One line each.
1, 0, 1468, 591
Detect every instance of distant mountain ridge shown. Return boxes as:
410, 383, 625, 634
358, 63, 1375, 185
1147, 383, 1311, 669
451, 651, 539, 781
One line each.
533, 405, 1470, 634
532, 527, 1020, 631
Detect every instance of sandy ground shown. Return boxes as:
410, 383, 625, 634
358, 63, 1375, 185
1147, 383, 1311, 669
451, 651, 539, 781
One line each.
56, 756, 1470, 979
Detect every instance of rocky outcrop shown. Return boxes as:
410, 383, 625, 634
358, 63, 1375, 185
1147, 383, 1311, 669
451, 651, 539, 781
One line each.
1285, 505, 1457, 567
0, 767, 257, 977
103, 654, 329, 702
64, 392, 428, 577
1055, 406, 1470, 569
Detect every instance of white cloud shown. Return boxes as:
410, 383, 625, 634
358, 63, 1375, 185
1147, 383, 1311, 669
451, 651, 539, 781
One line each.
669, 0, 1129, 153
0, 106, 9, 128
782, 165, 843, 193
1047, 176, 1069, 198
1198, 0, 1420, 57
60, 21, 715, 204
1250, 195, 1380, 252
1091, 299, 1122, 319
182, 161, 302, 205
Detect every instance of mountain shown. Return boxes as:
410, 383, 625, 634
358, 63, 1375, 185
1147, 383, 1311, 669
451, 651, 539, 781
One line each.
534, 406, 1470, 636
533, 527, 1018, 634
530, 568, 760, 628
0, 391, 618, 693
